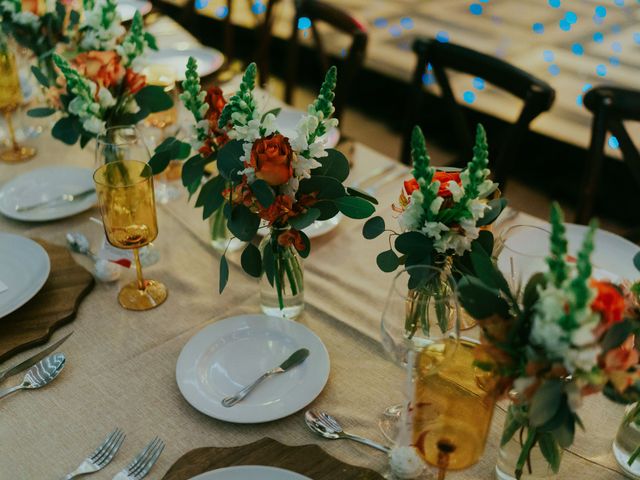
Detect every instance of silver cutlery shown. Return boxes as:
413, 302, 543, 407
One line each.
305, 410, 391, 454
112, 437, 165, 480
222, 348, 310, 407
0, 332, 72, 383
15, 188, 95, 212
63, 429, 126, 479
0, 353, 65, 400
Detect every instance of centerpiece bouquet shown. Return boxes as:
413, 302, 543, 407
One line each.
362, 124, 506, 334
0, 0, 77, 83
149, 60, 377, 318
28, 1, 172, 148
458, 203, 640, 479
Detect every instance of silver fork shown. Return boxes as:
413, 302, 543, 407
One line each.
63, 429, 125, 479
112, 437, 165, 480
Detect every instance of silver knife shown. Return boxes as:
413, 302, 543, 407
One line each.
15, 188, 96, 212
0, 331, 73, 383
221, 348, 310, 407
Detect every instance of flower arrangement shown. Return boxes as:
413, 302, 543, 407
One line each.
0, 0, 78, 82
149, 60, 377, 316
458, 203, 640, 479
362, 124, 505, 334
27, 6, 171, 147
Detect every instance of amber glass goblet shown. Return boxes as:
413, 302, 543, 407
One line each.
94, 160, 167, 311
0, 48, 36, 163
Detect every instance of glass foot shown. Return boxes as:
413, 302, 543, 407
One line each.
118, 279, 168, 311
0, 145, 36, 163
261, 302, 304, 320
379, 403, 403, 444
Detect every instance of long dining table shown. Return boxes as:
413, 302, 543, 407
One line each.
0, 16, 629, 480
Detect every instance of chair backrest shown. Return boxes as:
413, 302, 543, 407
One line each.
575, 86, 640, 224
222, 0, 281, 85
285, 0, 368, 124
401, 38, 555, 189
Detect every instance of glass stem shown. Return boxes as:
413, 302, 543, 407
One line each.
4, 110, 18, 151
133, 248, 145, 291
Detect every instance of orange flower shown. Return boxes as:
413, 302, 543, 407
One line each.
205, 86, 226, 128
603, 335, 639, 372
433, 171, 461, 198
404, 178, 419, 195
21, 0, 40, 14
591, 280, 625, 337
249, 134, 294, 186
277, 229, 305, 252
124, 68, 146, 95
260, 195, 294, 224
73, 51, 124, 89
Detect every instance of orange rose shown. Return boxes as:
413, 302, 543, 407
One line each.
205, 86, 226, 127
433, 171, 461, 197
277, 229, 305, 252
249, 134, 294, 186
404, 178, 419, 195
603, 336, 639, 372
591, 280, 625, 337
125, 68, 145, 95
73, 51, 124, 89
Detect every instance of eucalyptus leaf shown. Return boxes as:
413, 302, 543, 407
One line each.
529, 380, 563, 428
298, 175, 346, 199
315, 148, 349, 182
217, 139, 244, 181
363, 216, 385, 239
262, 243, 275, 286
219, 255, 229, 293
181, 154, 208, 197
298, 230, 311, 258
27, 107, 56, 118
523, 273, 547, 312
476, 230, 494, 255
314, 200, 340, 220
289, 208, 321, 231
228, 205, 260, 241
501, 407, 524, 446
538, 433, 561, 473
395, 231, 429, 255
346, 186, 379, 205
552, 413, 576, 448
197, 176, 226, 219
30, 65, 49, 88
136, 85, 173, 113
241, 243, 262, 278
635, 252, 640, 273
457, 276, 510, 319
251, 179, 275, 207
601, 320, 633, 351
377, 250, 399, 272
334, 196, 375, 219
52, 116, 81, 145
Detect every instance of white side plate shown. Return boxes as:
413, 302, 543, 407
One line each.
191, 466, 311, 480
0, 234, 50, 318
176, 314, 330, 424
117, 0, 152, 22
0, 166, 97, 222
145, 47, 225, 80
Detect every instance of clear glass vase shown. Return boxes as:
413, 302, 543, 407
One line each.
495, 405, 562, 480
258, 227, 304, 319
613, 403, 640, 478
209, 207, 245, 253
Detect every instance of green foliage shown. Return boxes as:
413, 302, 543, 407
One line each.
218, 62, 257, 129
289, 208, 321, 230
196, 176, 226, 220
634, 252, 640, 272
219, 255, 229, 293
148, 137, 191, 174
346, 186, 378, 205
377, 250, 400, 272
546, 202, 568, 287
241, 244, 262, 278
52, 116, 81, 145
457, 275, 510, 319
538, 433, 561, 473
410, 126, 432, 182
363, 216, 385, 239
529, 379, 563, 428
459, 124, 490, 204
478, 197, 507, 226
395, 232, 429, 255
30, 65, 50, 88
217, 140, 245, 182
180, 57, 207, 123
314, 149, 349, 182
569, 219, 597, 310
334, 196, 375, 219
27, 107, 56, 118
251, 179, 275, 208
118, 11, 153, 67
228, 205, 260, 241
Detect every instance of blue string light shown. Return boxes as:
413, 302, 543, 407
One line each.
596, 64, 607, 76
565, 11, 577, 24
593, 31, 604, 43
576, 94, 583, 106
400, 17, 414, 29
548, 64, 560, 76
582, 83, 592, 92
571, 43, 584, 55
543, 50, 555, 62
214, 5, 228, 17
609, 136, 619, 149
251, 1, 266, 14
469, 3, 483, 15
610, 56, 620, 66
436, 31, 450, 43
559, 19, 571, 31
612, 41, 622, 52
595, 5, 607, 18
389, 25, 402, 37
298, 16, 311, 29
548, 0, 561, 7
195, 0, 208, 9
463, 91, 476, 104
532, 22, 545, 34
473, 77, 485, 90
373, 17, 388, 28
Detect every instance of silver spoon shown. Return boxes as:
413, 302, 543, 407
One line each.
0, 353, 66, 400
305, 410, 391, 453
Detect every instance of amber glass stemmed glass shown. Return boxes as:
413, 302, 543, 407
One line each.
0, 47, 36, 163
93, 160, 167, 310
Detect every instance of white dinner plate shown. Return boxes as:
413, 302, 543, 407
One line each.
0, 234, 50, 318
257, 214, 343, 240
276, 107, 340, 149
191, 466, 311, 480
498, 223, 640, 283
0, 166, 97, 222
176, 314, 330, 424
145, 47, 224, 81
117, 0, 152, 22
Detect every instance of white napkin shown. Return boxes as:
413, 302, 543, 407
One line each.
0, 279, 8, 293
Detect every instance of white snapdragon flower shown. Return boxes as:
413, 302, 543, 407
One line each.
429, 196, 444, 215
44, 0, 55, 13
123, 98, 140, 114
83, 116, 105, 134
231, 118, 261, 141
14, 11, 38, 26
79, 30, 99, 50
531, 286, 571, 356
68, 96, 90, 116
565, 345, 600, 373
398, 190, 425, 231
468, 198, 489, 221
434, 218, 479, 255
421, 221, 449, 241
261, 112, 277, 136
239, 166, 256, 183
1, 0, 17, 14
448, 181, 464, 202
293, 154, 322, 179
281, 177, 299, 198
477, 178, 498, 198
97, 87, 116, 108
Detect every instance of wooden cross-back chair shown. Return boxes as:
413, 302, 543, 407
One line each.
401, 38, 555, 191
284, 0, 368, 125
576, 86, 640, 239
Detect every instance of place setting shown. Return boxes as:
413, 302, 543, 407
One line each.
2, 0, 640, 479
